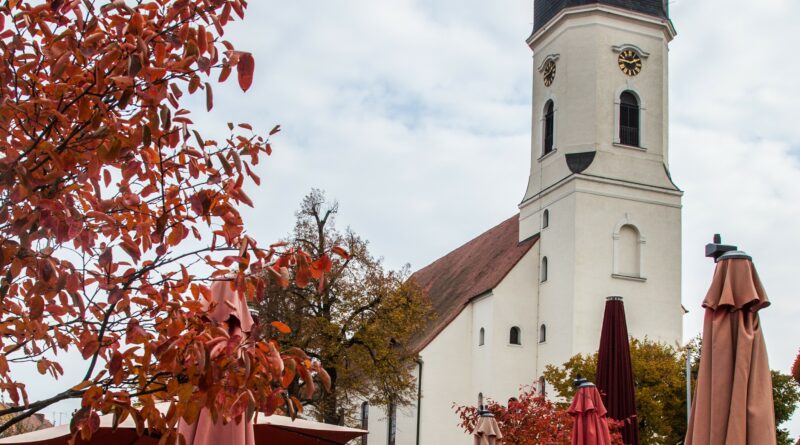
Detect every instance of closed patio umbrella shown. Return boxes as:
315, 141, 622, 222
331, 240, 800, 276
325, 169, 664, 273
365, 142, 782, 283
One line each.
177, 279, 257, 445
568, 380, 612, 445
596, 297, 638, 445
685, 249, 776, 445
473, 413, 502, 445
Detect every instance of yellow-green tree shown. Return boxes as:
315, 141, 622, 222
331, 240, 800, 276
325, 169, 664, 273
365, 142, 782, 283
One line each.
254, 190, 431, 424
543, 339, 688, 445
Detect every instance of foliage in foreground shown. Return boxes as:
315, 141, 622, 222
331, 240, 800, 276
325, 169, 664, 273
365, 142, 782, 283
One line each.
0, 1, 328, 442
255, 190, 431, 424
453, 384, 623, 445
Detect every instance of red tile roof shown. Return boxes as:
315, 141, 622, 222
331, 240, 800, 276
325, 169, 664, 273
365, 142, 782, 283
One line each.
409, 215, 538, 353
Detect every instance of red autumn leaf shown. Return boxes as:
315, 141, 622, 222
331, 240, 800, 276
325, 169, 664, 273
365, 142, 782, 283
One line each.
271, 321, 291, 334
80, 340, 100, 360
314, 254, 333, 273
331, 246, 350, 260
29, 295, 45, 319
205, 82, 213, 111
295, 266, 311, 288
236, 52, 255, 92
0, 0, 321, 440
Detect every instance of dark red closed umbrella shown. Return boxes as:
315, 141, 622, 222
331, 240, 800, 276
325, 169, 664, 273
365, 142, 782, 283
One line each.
596, 297, 639, 445
568, 383, 612, 445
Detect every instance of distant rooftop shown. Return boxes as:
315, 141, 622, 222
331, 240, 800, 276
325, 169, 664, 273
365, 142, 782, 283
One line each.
533, 0, 669, 34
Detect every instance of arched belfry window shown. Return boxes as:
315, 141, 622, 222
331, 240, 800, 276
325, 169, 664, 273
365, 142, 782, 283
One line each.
542, 209, 549, 229
509, 326, 521, 345
479, 327, 485, 346
543, 100, 555, 156
619, 91, 640, 147
539, 324, 546, 343
541, 257, 548, 282
612, 216, 646, 280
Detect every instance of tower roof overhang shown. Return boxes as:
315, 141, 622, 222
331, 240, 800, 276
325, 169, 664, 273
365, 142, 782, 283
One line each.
527, 4, 677, 49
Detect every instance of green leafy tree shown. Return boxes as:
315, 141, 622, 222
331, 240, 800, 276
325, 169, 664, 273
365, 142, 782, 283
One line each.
773, 370, 800, 445
254, 190, 431, 424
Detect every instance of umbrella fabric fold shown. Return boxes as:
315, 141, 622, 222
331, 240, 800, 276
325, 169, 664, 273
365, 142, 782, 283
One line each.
568, 384, 612, 445
685, 258, 776, 445
473, 415, 503, 445
595, 298, 639, 445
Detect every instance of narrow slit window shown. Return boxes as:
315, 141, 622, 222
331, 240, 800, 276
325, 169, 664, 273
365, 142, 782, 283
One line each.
543, 209, 549, 228
541, 257, 548, 282
539, 324, 547, 343
479, 327, 485, 346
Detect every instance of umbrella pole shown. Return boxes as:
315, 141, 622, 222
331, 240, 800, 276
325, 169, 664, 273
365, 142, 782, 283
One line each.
685, 347, 691, 425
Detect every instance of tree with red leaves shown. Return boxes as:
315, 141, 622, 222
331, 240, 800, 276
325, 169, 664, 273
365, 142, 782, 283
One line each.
0, 1, 326, 442
454, 384, 623, 445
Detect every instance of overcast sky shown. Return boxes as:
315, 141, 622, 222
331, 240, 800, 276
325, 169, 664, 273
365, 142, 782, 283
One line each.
22, 0, 800, 436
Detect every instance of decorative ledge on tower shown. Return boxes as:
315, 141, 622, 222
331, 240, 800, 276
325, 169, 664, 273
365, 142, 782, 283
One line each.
533, 0, 669, 34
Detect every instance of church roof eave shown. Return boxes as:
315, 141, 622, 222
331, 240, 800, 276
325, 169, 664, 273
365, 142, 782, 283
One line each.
408, 216, 539, 354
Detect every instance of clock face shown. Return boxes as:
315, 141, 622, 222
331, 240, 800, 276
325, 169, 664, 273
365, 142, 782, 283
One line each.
543, 59, 556, 87
618, 49, 642, 76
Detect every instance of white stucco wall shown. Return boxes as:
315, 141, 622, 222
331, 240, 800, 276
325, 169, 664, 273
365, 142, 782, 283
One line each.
368, 248, 541, 445
485, 243, 540, 401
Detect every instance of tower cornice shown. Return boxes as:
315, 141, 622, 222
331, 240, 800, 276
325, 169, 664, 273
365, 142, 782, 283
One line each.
527, 4, 677, 48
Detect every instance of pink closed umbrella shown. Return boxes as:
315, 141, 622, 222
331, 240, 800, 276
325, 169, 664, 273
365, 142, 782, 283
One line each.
177, 279, 257, 445
685, 246, 776, 445
473, 414, 502, 445
568, 381, 612, 445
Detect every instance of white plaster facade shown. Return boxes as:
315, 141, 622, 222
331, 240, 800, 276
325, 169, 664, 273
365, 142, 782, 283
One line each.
365, 4, 683, 444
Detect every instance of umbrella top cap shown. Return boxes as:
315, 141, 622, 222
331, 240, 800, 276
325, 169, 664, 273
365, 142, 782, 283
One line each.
716, 250, 752, 263
706, 234, 752, 263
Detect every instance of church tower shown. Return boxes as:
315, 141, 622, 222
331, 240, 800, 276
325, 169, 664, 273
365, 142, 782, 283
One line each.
518, 0, 683, 371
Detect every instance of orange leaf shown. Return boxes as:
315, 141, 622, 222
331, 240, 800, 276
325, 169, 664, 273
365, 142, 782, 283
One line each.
271, 321, 291, 334
37, 359, 49, 375
236, 52, 254, 92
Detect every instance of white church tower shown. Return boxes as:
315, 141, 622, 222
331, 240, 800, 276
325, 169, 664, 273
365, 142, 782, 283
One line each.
365, 2, 683, 445
518, 0, 683, 371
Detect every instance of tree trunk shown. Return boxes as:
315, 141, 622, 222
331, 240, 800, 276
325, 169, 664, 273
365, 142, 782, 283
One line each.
319, 367, 342, 425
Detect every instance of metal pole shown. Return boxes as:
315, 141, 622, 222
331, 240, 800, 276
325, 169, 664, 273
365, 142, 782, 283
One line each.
686, 348, 692, 425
